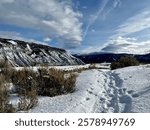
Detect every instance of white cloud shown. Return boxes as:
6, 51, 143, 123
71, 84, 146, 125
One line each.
0, 31, 20, 39
43, 37, 52, 42
0, 31, 48, 45
91, 29, 96, 33
117, 9, 150, 35
102, 36, 150, 54
0, 0, 14, 3
0, 0, 83, 48
80, 46, 103, 54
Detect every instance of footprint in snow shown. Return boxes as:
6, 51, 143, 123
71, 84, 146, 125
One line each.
87, 90, 93, 94
127, 90, 134, 94
90, 87, 94, 90
100, 97, 106, 102
119, 94, 132, 103
86, 97, 90, 101
119, 94, 133, 113
132, 93, 140, 98
118, 88, 127, 95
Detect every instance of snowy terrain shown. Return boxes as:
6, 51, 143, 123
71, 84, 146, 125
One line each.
30, 64, 150, 113
15, 63, 110, 72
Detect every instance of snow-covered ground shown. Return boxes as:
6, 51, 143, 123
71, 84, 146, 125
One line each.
113, 65, 150, 113
15, 63, 110, 71
30, 69, 108, 113
30, 64, 150, 113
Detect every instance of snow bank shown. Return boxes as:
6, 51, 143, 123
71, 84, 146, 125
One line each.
113, 65, 150, 113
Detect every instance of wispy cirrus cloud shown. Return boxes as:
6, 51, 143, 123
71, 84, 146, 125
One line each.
83, 0, 121, 39
116, 9, 150, 36
0, 0, 83, 48
83, 0, 109, 39
80, 46, 103, 54
0, 0, 14, 3
102, 0, 121, 19
0, 31, 20, 39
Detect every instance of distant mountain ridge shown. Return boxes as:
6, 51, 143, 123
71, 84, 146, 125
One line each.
74, 52, 150, 64
0, 38, 84, 67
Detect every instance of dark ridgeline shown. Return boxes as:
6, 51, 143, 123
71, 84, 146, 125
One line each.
74, 53, 150, 64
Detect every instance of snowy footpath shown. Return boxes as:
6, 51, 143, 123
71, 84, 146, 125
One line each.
30, 65, 150, 113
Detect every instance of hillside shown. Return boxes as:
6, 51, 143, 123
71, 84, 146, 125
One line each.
0, 38, 84, 67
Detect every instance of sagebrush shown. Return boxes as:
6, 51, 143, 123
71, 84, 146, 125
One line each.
0, 60, 77, 112
111, 56, 139, 70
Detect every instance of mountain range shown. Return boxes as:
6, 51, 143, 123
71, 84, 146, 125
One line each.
74, 52, 150, 64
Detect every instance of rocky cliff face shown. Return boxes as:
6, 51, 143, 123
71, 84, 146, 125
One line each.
0, 38, 84, 67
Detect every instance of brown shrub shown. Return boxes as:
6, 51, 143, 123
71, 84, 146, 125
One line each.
12, 69, 38, 110
0, 59, 10, 68
18, 96, 29, 111
0, 59, 14, 82
37, 68, 76, 96
12, 68, 36, 93
0, 75, 15, 113
0, 64, 77, 111
37, 68, 64, 96
64, 73, 76, 93
88, 64, 96, 69
111, 56, 139, 70
119, 56, 139, 67
111, 62, 121, 70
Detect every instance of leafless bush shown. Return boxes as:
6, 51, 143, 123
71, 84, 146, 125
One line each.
111, 56, 139, 70
37, 68, 64, 96
88, 64, 96, 69
0, 59, 14, 82
37, 68, 77, 96
64, 73, 76, 93
0, 59, 9, 68
0, 75, 15, 113
12, 69, 38, 110
0, 62, 78, 112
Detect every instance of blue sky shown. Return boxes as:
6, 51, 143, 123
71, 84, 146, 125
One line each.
0, 0, 150, 54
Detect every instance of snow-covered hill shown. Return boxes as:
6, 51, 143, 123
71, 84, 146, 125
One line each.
0, 38, 84, 66
30, 65, 150, 113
